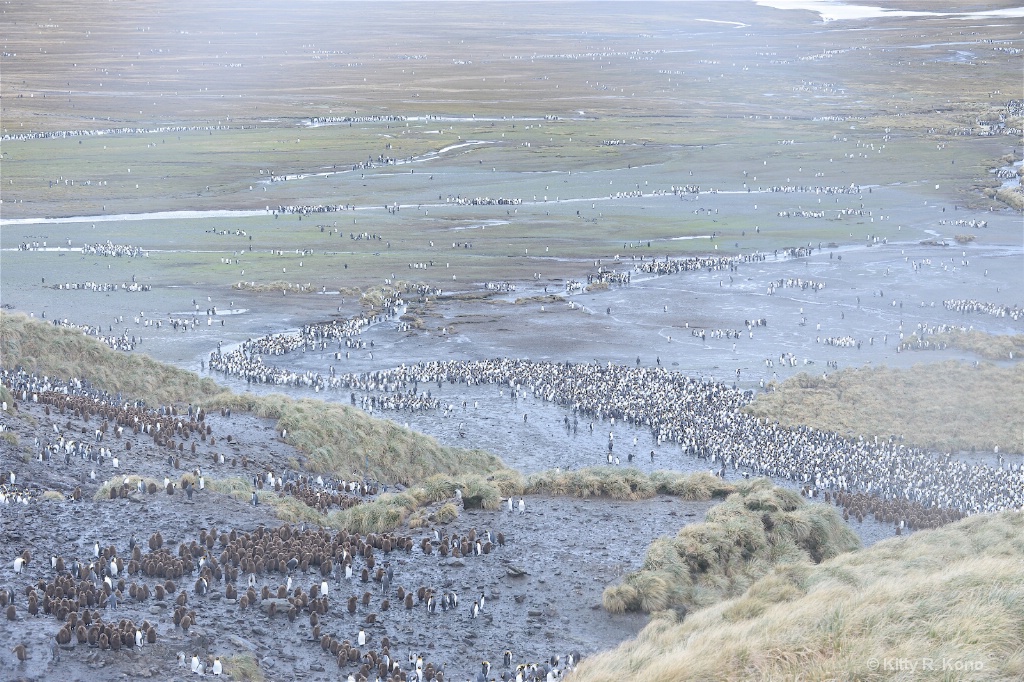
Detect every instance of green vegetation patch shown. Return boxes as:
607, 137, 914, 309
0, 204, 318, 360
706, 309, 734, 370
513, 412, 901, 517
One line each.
602, 479, 859, 614
747, 361, 1024, 454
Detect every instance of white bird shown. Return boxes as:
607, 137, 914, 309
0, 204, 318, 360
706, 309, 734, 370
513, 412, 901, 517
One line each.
178, 651, 187, 667
191, 654, 202, 673
13, 557, 25, 574
212, 658, 222, 675
110, 558, 118, 577
358, 629, 366, 646
518, 498, 526, 515
320, 581, 329, 598
135, 629, 144, 648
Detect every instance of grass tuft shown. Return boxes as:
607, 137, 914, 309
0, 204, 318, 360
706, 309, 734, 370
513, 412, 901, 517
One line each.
525, 468, 736, 501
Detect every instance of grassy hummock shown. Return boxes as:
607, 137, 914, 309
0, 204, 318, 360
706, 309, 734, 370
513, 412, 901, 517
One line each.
573, 510, 1024, 682
602, 480, 859, 614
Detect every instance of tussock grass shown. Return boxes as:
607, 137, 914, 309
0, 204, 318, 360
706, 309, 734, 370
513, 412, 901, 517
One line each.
419, 471, 523, 509
996, 186, 1024, 211
525, 468, 736, 501
602, 479, 859, 615
244, 397, 507, 485
93, 475, 161, 501
1, 312, 227, 405
0, 385, 13, 410
326, 492, 422, 535
41, 490, 66, 502
207, 477, 327, 525
1, 432, 18, 446
0, 312, 510, 484
748, 361, 1024, 454
435, 503, 459, 524
572, 511, 1024, 682
232, 280, 322, 294
223, 655, 265, 682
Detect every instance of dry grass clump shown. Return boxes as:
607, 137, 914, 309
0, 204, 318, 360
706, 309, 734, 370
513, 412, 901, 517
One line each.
419, 471, 523, 509
525, 468, 736, 501
206, 477, 327, 525
572, 511, 1024, 682
996, 186, 1024, 211
223, 655, 265, 682
602, 479, 859, 615
232, 280, 321, 294
748, 361, 1024, 454
41, 490, 66, 502
434, 502, 459, 524
93, 475, 161, 501
1, 432, 18, 446
326, 492, 422, 535
648, 470, 737, 500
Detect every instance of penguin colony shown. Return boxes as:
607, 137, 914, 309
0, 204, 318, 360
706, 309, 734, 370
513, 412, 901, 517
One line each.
0, 368, 582, 678
4, 518, 579, 680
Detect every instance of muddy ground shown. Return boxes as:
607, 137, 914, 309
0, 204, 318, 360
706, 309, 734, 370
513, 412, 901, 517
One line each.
0, 387, 897, 682
1, 395, 749, 682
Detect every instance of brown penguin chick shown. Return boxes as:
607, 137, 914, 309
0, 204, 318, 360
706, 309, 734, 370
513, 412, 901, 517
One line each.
6, 605, 15, 621
404, 593, 414, 609
12, 644, 27, 662
347, 596, 358, 614
381, 599, 390, 611
362, 591, 371, 607
267, 602, 277, 618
